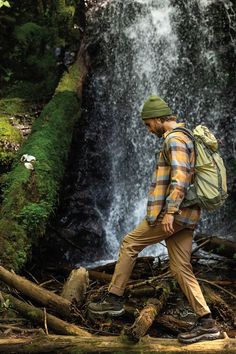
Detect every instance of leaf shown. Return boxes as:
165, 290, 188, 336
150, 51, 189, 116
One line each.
0, 1, 11, 8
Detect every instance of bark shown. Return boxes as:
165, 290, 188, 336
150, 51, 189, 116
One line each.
0, 266, 73, 318
92, 256, 155, 280
202, 284, 235, 324
124, 305, 191, 334
1, 292, 91, 337
124, 282, 170, 341
156, 315, 191, 334
88, 270, 113, 283
61, 267, 88, 306
194, 234, 236, 259
0, 334, 235, 353
127, 286, 156, 297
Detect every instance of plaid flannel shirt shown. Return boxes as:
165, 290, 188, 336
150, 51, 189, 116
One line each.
146, 124, 201, 229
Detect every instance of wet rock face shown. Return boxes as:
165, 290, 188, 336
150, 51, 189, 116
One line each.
58, 0, 236, 263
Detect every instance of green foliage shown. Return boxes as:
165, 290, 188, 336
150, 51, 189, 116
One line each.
0, 1, 10, 8
12, 22, 57, 82
0, 1, 82, 99
0, 98, 28, 114
14, 22, 43, 45
0, 117, 23, 166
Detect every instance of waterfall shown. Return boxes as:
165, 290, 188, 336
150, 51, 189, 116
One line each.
58, 0, 236, 264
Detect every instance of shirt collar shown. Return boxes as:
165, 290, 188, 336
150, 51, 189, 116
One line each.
163, 122, 185, 139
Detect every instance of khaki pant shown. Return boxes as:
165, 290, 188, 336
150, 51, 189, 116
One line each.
108, 218, 210, 317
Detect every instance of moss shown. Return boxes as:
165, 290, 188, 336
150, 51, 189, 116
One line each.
56, 62, 80, 93
0, 98, 29, 115
0, 89, 80, 270
0, 117, 23, 166
0, 219, 29, 271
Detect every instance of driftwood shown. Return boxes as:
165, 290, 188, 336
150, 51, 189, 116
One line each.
0, 266, 73, 318
61, 267, 89, 306
124, 282, 170, 341
1, 292, 91, 337
0, 334, 235, 353
194, 234, 236, 259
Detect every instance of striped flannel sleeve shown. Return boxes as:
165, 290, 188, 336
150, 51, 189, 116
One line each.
146, 153, 170, 224
164, 135, 193, 213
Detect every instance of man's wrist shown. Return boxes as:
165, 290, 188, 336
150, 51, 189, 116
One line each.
166, 209, 182, 215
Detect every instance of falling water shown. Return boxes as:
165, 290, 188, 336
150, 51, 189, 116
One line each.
58, 0, 236, 263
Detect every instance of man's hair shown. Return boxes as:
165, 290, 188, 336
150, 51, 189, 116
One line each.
159, 115, 177, 123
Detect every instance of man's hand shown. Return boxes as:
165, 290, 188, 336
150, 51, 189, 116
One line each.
161, 213, 175, 234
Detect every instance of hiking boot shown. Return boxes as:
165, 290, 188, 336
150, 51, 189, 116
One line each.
87, 292, 125, 316
178, 318, 222, 344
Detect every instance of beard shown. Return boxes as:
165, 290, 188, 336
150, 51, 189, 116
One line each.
154, 126, 165, 137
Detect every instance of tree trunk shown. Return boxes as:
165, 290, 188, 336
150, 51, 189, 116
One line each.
156, 314, 191, 334
0, 266, 73, 318
202, 284, 235, 324
88, 270, 113, 283
1, 292, 91, 337
61, 267, 88, 306
0, 334, 235, 353
194, 234, 236, 259
124, 282, 170, 341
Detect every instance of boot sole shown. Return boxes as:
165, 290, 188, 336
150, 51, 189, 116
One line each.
178, 331, 223, 344
88, 308, 125, 317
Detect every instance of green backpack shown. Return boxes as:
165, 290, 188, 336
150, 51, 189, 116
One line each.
168, 125, 228, 211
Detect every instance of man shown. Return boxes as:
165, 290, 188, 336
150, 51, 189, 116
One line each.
88, 96, 222, 344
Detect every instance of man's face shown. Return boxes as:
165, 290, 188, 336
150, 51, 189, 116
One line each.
144, 118, 164, 137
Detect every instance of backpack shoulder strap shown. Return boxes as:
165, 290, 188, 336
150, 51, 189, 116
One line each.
165, 126, 195, 142
165, 126, 197, 156
164, 127, 197, 177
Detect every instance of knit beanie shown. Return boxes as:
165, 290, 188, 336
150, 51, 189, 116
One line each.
141, 95, 172, 119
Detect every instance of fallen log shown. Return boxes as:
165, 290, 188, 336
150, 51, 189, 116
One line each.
194, 234, 236, 259
124, 282, 170, 342
88, 270, 113, 283
61, 267, 89, 306
1, 292, 91, 337
127, 286, 156, 298
0, 266, 73, 318
0, 334, 235, 353
124, 305, 191, 334
156, 314, 191, 334
92, 257, 156, 280
202, 284, 235, 324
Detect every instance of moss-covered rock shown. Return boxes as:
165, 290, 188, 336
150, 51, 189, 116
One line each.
0, 89, 80, 271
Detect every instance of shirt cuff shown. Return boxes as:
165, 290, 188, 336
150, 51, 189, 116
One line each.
166, 206, 182, 214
